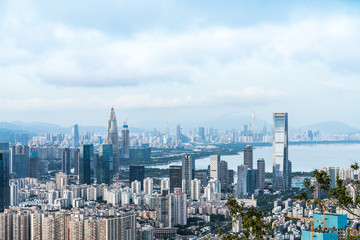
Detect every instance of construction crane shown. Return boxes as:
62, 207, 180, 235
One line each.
285, 215, 324, 240
285, 199, 327, 240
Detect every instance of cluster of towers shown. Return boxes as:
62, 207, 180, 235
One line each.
69, 107, 130, 185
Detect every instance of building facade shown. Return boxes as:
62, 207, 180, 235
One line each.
182, 154, 195, 195
244, 145, 253, 169
78, 144, 94, 185
0, 143, 10, 212
170, 166, 182, 193
272, 112, 291, 191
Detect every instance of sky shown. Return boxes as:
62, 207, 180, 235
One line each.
1, 0, 360, 130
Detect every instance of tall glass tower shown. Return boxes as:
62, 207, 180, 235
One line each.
72, 124, 79, 148
62, 148, 71, 174
0, 143, 10, 212
97, 144, 113, 185
121, 122, 130, 159
79, 144, 94, 184
272, 112, 291, 191
106, 108, 119, 172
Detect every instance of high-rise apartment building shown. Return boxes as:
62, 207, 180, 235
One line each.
78, 144, 94, 185
257, 158, 265, 190
106, 108, 120, 173
0, 143, 10, 212
168, 189, 187, 227
62, 148, 71, 174
160, 178, 170, 193
143, 177, 153, 195
131, 180, 142, 194
10, 181, 19, 206
31, 212, 42, 240
72, 124, 79, 148
190, 178, 201, 201
210, 155, 220, 179
244, 145, 253, 169
272, 112, 291, 191
170, 165, 182, 193
182, 154, 195, 195
154, 193, 169, 227
121, 123, 130, 159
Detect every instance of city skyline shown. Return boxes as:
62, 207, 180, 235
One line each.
1, 1, 360, 129
1, 1, 359, 238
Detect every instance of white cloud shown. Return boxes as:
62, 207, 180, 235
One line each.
1, 1, 360, 126
2, 8, 360, 89
0, 95, 194, 111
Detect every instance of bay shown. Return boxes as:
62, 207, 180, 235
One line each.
150, 143, 360, 172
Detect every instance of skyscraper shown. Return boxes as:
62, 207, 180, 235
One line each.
273, 112, 290, 191
73, 148, 79, 175
176, 124, 182, 141
190, 178, 201, 201
27, 150, 38, 178
11, 154, 27, 178
10, 181, 19, 206
170, 165, 182, 193
228, 169, 234, 187
210, 155, 220, 179
220, 160, 228, 191
182, 154, 195, 195
97, 144, 114, 185
78, 144, 94, 185
106, 108, 119, 173
0, 143, 10, 212
129, 166, 145, 189
246, 169, 257, 195
257, 158, 265, 190
143, 177, 153, 195
161, 178, 170, 193
198, 127, 205, 142
244, 145, 253, 169
72, 124, 79, 148
237, 165, 247, 199
121, 122, 130, 159
168, 189, 187, 226
62, 148, 71, 174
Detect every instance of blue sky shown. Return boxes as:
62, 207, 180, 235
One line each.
1, 0, 360, 129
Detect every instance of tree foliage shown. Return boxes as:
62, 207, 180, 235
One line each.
297, 162, 360, 218
218, 196, 274, 240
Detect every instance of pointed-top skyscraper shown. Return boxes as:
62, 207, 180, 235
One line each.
106, 107, 119, 173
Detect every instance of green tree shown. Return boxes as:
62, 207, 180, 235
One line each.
297, 163, 360, 218
297, 163, 360, 240
218, 196, 274, 240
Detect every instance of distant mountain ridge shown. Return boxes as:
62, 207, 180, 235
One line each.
0, 120, 358, 137
301, 121, 359, 134
0, 121, 143, 135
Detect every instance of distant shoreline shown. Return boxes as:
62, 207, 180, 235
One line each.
132, 140, 360, 168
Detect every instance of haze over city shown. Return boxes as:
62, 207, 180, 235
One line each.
1, 0, 360, 129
